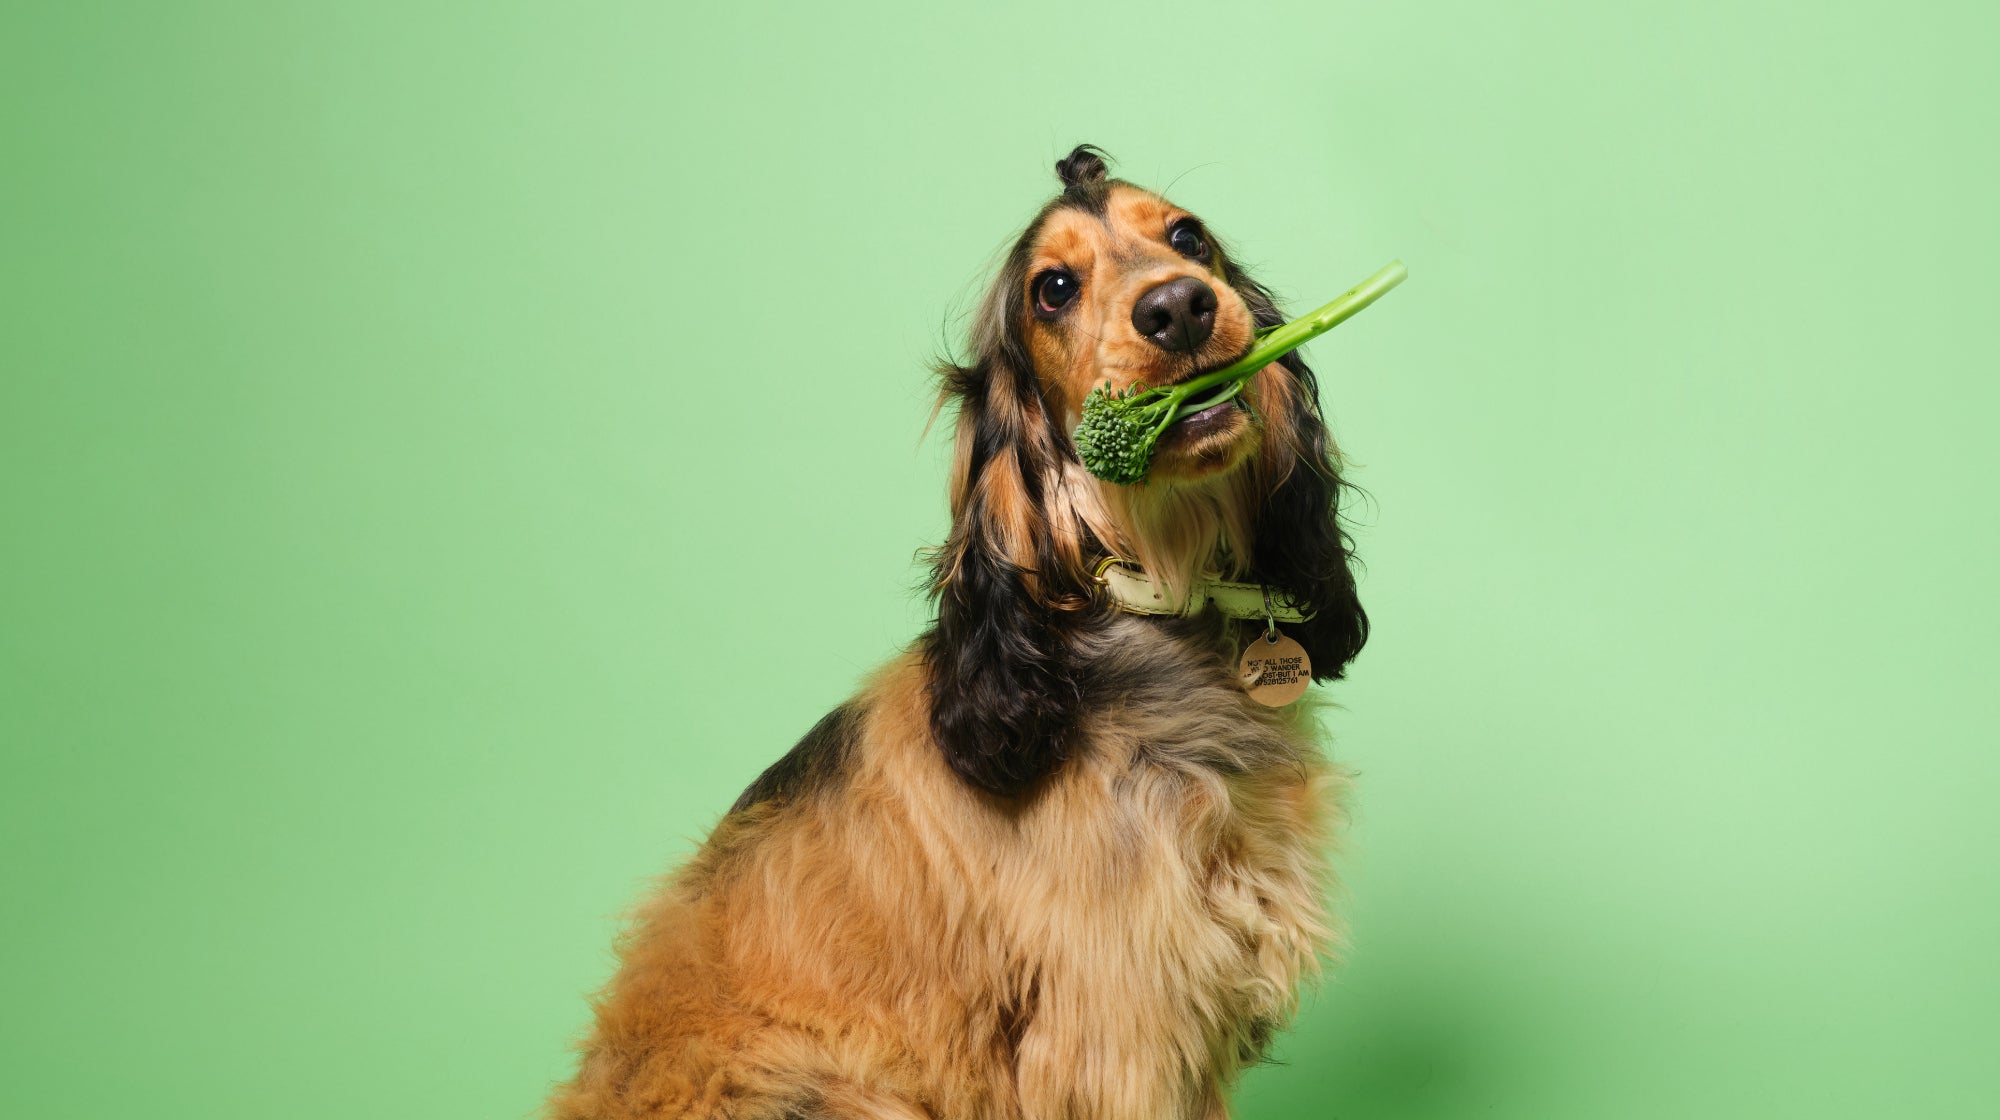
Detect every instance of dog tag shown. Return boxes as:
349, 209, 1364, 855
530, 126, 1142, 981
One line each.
1239, 629, 1312, 707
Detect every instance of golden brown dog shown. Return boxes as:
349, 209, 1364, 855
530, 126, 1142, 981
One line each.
548, 145, 1370, 1120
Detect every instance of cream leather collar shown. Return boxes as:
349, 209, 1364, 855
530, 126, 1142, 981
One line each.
1091, 557, 1312, 623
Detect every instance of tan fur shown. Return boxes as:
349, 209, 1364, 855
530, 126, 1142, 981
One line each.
1025, 190, 1258, 435
549, 181, 1350, 1120
1022, 186, 1304, 606
550, 651, 1345, 1120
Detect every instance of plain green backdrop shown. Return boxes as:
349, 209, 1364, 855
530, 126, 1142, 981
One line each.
4, 1, 1996, 1117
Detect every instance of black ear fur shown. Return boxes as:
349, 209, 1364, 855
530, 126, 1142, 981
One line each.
1233, 273, 1371, 680
922, 358, 1082, 798
1254, 362, 1370, 680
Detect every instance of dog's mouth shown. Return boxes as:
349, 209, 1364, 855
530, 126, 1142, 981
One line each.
1155, 344, 1253, 392
1164, 393, 1247, 445
1156, 346, 1255, 437
1175, 394, 1243, 427
1153, 358, 1252, 448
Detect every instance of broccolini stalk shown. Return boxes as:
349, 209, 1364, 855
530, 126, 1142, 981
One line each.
1072, 260, 1408, 485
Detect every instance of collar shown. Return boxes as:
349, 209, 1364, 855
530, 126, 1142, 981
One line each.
1091, 556, 1312, 623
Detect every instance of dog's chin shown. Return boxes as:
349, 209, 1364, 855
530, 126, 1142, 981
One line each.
1144, 399, 1256, 484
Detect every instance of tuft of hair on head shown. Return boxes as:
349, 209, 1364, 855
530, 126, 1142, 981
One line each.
1054, 144, 1111, 191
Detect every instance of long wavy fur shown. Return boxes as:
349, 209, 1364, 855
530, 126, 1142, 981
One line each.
923, 153, 1367, 797
549, 144, 1369, 1120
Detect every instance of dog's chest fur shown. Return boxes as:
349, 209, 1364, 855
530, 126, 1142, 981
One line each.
860, 618, 1340, 1120
548, 619, 1341, 1120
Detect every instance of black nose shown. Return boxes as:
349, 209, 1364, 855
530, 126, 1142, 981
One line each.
1130, 277, 1218, 353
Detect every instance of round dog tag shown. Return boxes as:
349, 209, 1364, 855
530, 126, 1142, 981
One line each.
1239, 629, 1312, 707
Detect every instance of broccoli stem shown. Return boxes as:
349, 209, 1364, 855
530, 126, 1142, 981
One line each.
1163, 259, 1408, 421
1071, 260, 1408, 485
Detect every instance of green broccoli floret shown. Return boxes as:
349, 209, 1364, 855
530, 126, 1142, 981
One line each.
1071, 260, 1408, 485
1072, 378, 1248, 485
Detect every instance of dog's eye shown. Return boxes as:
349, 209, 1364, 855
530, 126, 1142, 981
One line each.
1034, 269, 1080, 316
1167, 219, 1208, 260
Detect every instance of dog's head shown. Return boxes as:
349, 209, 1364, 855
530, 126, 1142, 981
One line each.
924, 145, 1369, 796
1018, 149, 1266, 488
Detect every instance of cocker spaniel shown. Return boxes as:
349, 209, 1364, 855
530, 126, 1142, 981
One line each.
549, 144, 1370, 1120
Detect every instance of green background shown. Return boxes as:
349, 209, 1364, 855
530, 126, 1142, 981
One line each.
4, 2, 1995, 1117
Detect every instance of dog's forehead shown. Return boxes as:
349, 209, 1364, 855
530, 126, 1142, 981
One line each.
1031, 185, 1185, 266
1107, 186, 1180, 237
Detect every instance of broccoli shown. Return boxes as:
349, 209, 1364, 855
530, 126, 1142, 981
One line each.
1072, 260, 1407, 485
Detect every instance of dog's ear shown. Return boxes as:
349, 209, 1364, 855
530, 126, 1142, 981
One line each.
922, 350, 1087, 799
1232, 273, 1371, 681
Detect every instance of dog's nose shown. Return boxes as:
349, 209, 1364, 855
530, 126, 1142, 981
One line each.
1130, 277, 1218, 353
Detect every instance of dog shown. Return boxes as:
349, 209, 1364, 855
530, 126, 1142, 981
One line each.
547, 145, 1369, 1120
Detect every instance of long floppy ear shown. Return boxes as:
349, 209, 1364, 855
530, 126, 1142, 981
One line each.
1233, 274, 1371, 680
921, 350, 1088, 797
